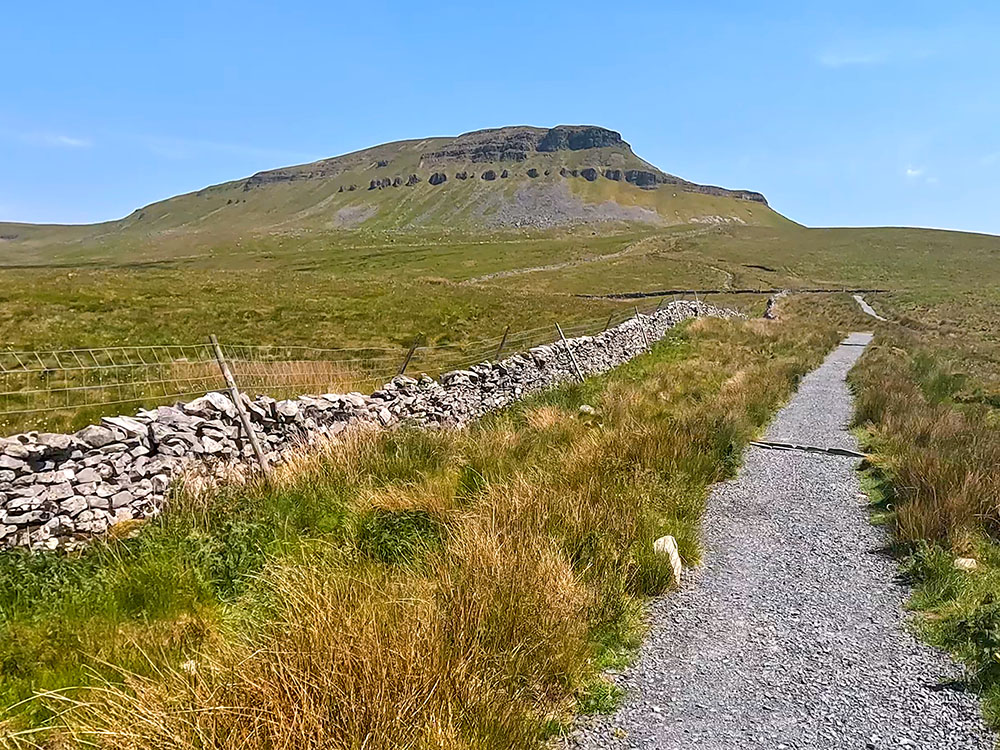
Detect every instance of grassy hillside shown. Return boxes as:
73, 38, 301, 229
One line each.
0, 125, 788, 265
1, 216, 999, 438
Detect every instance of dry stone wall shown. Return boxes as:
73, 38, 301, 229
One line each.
0, 301, 741, 551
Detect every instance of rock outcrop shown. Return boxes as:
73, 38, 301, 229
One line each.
536, 125, 624, 152
624, 169, 659, 188
423, 125, 624, 162
235, 125, 769, 206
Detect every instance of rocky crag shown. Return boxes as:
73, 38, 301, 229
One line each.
0, 301, 741, 551
245, 125, 768, 205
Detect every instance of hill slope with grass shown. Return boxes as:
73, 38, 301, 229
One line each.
0, 125, 788, 260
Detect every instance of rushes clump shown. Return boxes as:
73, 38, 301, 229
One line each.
851, 329, 1000, 724
1, 304, 844, 749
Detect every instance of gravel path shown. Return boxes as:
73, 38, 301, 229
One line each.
854, 294, 888, 321
570, 333, 994, 749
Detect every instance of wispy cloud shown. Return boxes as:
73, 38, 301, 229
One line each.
983, 152, 1000, 166
36, 133, 92, 148
817, 29, 942, 68
904, 166, 938, 185
2, 129, 93, 148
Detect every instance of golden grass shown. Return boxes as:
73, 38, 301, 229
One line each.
852, 339, 1000, 549
3, 302, 849, 750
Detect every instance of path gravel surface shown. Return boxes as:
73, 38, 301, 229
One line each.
854, 294, 888, 321
570, 333, 994, 749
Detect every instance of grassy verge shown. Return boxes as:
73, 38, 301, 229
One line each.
850, 334, 1000, 724
1, 304, 845, 749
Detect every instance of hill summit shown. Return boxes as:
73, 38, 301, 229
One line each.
0, 125, 787, 255
237, 125, 770, 225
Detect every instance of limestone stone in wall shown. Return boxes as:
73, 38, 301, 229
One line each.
0, 301, 742, 551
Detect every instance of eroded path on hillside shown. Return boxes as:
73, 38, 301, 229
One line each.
571, 333, 993, 750
458, 227, 719, 285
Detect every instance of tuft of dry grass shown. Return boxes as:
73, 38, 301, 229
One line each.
2, 300, 851, 749
852, 340, 1000, 548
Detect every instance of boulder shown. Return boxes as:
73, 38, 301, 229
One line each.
200, 436, 225, 454
37, 433, 74, 452
653, 535, 683, 586
58, 496, 88, 516
276, 400, 300, 419
110, 490, 135, 509
102, 416, 148, 437
0, 440, 30, 460
0, 454, 26, 472
76, 424, 116, 448
154, 406, 202, 429
406, 173, 420, 186
526, 168, 539, 178
481, 169, 497, 181
184, 392, 237, 419
581, 168, 599, 181
45, 482, 75, 501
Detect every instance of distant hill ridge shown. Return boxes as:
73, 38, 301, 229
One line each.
243, 125, 768, 205
0, 125, 789, 254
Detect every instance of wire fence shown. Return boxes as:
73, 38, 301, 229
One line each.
0, 298, 679, 436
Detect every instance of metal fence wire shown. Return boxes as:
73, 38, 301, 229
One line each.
0, 299, 672, 435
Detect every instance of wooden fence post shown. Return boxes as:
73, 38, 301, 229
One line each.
603, 311, 615, 332
494, 325, 510, 361
398, 341, 419, 376
209, 335, 271, 478
555, 323, 585, 382
634, 307, 651, 350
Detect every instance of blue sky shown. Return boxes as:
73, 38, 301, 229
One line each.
2, 2, 998, 234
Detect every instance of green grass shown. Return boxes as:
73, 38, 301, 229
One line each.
5, 216, 999, 438
4, 138, 1000, 742
0, 305, 847, 747
851, 331, 1000, 728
